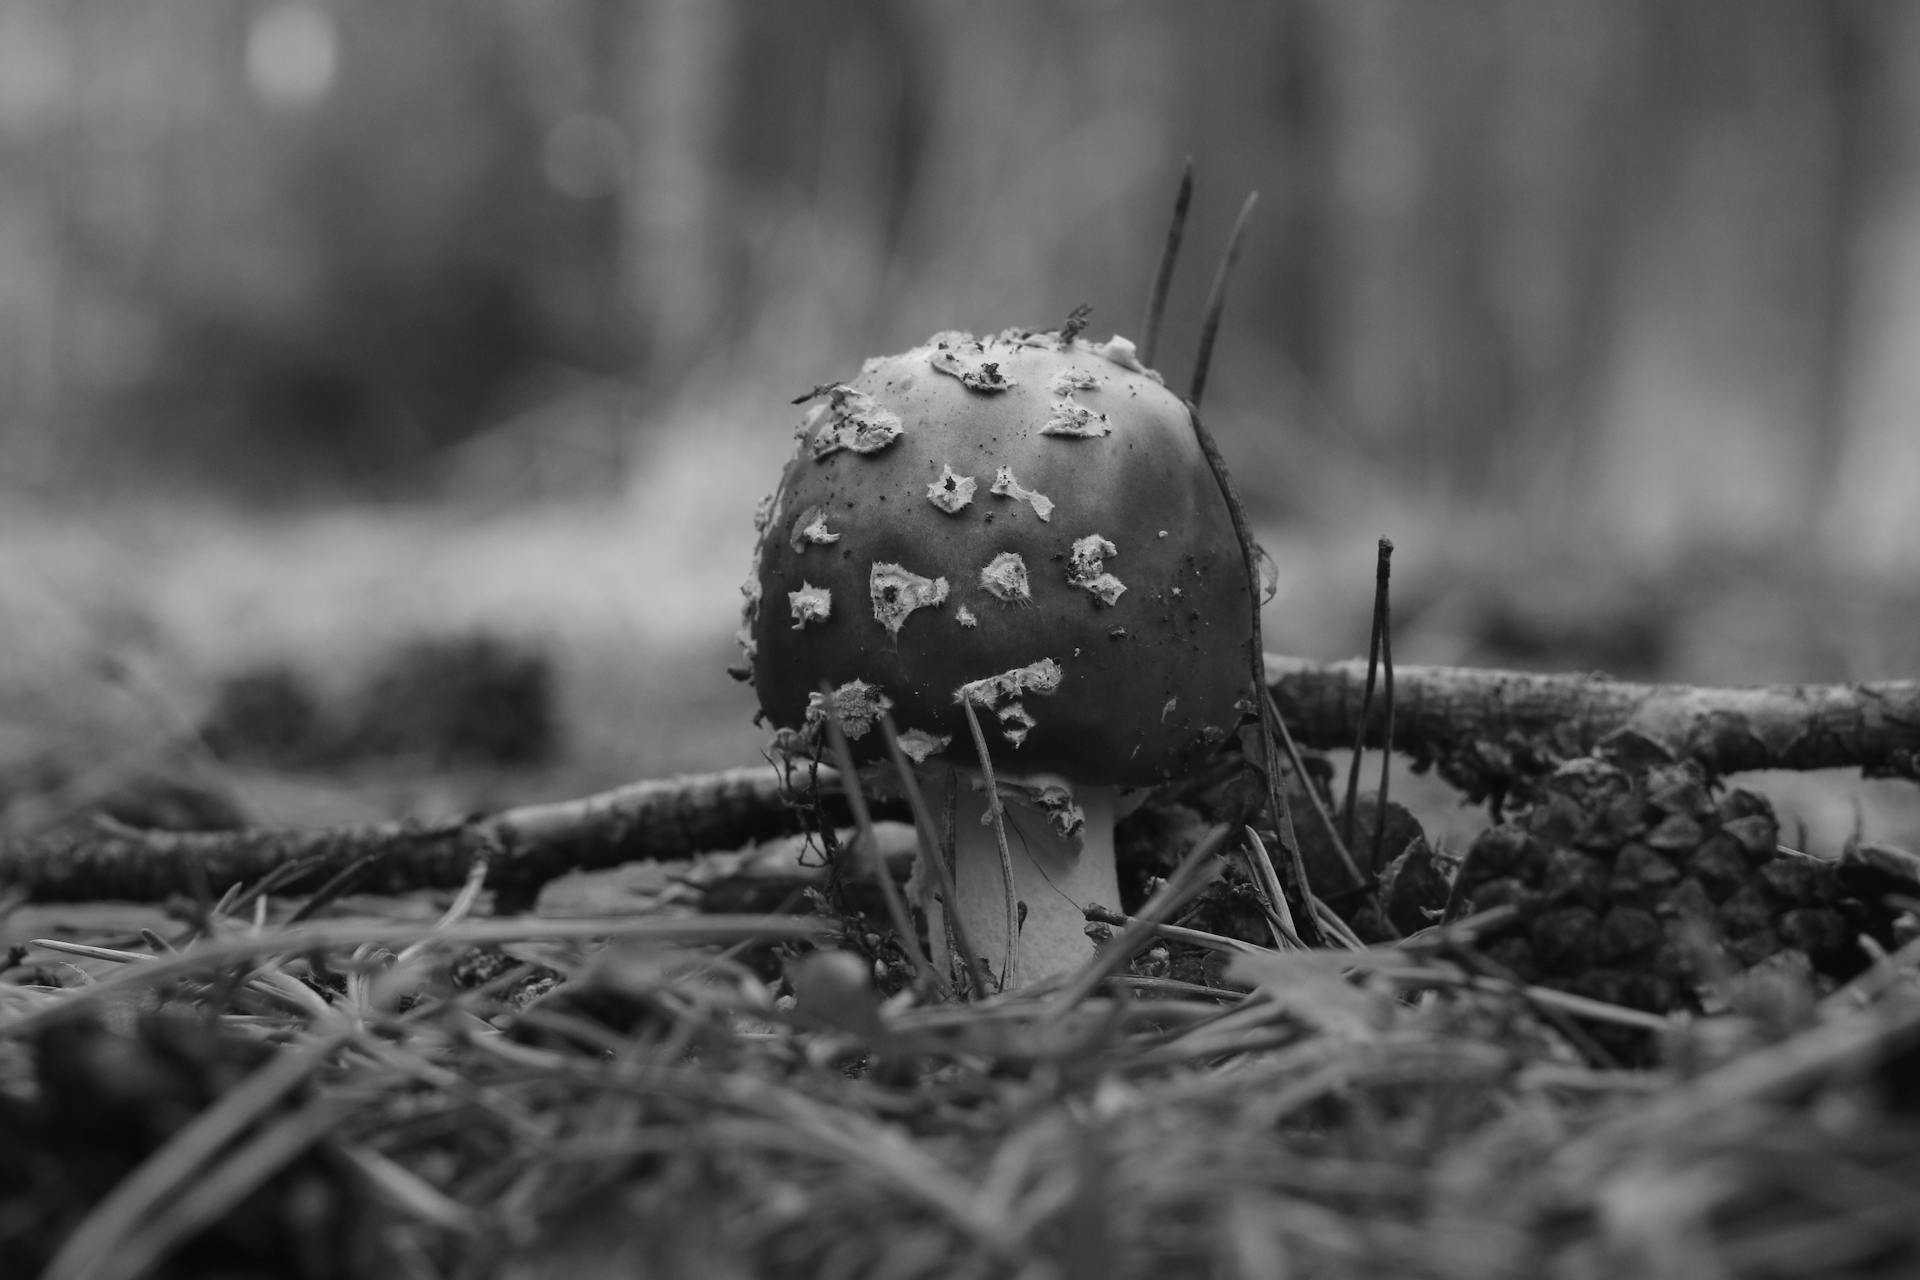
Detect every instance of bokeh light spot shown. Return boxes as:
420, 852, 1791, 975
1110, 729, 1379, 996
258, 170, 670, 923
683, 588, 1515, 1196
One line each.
245, 1, 339, 109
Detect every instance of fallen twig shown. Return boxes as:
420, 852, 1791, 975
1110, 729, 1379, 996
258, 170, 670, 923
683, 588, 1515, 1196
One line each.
0, 767, 825, 907
1265, 655, 1920, 800
5, 660, 1918, 905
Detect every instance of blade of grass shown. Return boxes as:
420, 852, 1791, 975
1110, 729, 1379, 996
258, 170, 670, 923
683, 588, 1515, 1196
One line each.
818, 683, 944, 998
40, 1030, 351, 1280
880, 714, 993, 1000
1266, 687, 1367, 893
337, 1142, 484, 1235
1341, 540, 1392, 853
959, 695, 1019, 990
1240, 827, 1306, 949
1189, 190, 1258, 409
1049, 823, 1235, 1012
1139, 156, 1193, 369
1372, 539, 1397, 875
4, 915, 837, 1041
1083, 904, 1266, 956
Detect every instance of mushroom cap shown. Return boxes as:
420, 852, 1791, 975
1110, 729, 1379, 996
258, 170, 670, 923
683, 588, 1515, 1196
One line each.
748, 328, 1256, 787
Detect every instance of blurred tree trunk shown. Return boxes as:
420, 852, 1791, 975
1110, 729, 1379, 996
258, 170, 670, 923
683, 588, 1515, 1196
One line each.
1585, 2, 1859, 558
612, 0, 735, 374
1302, 2, 1654, 505
1824, 2, 1920, 572
1802, 1, 1875, 551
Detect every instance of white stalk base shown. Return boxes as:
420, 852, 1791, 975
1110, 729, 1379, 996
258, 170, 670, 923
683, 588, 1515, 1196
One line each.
915, 767, 1120, 991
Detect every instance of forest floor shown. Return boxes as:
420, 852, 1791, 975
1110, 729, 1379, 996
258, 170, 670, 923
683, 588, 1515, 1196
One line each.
4, 459, 1920, 1277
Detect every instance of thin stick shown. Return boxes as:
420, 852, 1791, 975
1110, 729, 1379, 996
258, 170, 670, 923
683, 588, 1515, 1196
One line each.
1189, 190, 1258, 409
1049, 823, 1234, 1012
1267, 688, 1367, 892
1238, 827, 1305, 949
1258, 721, 1325, 948
959, 696, 1019, 990
1341, 544, 1391, 853
1372, 539, 1396, 875
281, 847, 396, 925
1173, 200, 1320, 951
1445, 942, 1619, 1070
1082, 905, 1264, 956
1140, 157, 1194, 368
1186, 393, 1324, 947
818, 685, 944, 997
5, 916, 834, 1042
1308, 895, 1367, 952
879, 714, 993, 1000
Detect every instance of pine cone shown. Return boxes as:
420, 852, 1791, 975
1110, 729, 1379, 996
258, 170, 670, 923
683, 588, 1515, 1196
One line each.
1452, 757, 1906, 1016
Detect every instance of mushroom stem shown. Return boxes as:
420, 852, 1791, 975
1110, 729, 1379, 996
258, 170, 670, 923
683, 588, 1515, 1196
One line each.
917, 765, 1120, 990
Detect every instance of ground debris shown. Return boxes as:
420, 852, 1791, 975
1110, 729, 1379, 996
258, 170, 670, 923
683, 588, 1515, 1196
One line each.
3, 863, 1916, 1280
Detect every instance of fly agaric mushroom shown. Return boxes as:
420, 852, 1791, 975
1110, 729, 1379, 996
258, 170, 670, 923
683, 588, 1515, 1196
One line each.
743, 328, 1257, 989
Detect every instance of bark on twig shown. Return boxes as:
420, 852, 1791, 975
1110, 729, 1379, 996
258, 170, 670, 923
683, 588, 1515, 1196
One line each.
1265, 655, 1920, 801
5, 659, 1918, 905
2, 767, 835, 908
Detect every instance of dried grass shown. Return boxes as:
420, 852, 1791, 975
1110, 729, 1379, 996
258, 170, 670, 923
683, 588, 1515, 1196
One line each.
3, 863, 1916, 1280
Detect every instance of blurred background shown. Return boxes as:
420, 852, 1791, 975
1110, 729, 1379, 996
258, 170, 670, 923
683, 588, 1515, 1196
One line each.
4, 0, 1920, 849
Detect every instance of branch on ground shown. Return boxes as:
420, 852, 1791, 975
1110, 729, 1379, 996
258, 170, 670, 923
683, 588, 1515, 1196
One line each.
1265, 656, 1920, 802
4, 659, 1917, 905
2, 768, 834, 909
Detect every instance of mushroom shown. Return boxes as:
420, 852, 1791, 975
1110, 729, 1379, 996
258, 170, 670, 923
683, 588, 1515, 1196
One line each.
744, 327, 1256, 989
